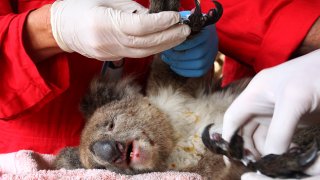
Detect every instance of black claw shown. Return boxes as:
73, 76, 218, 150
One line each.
248, 139, 319, 179
204, 1, 223, 26
298, 139, 318, 168
202, 124, 229, 156
250, 154, 308, 178
201, 125, 320, 179
201, 124, 245, 161
184, 0, 223, 34
228, 129, 244, 160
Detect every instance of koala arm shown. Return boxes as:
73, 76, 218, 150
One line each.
295, 17, 320, 56
184, 151, 246, 180
54, 147, 83, 169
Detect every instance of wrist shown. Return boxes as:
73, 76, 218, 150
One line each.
24, 4, 64, 62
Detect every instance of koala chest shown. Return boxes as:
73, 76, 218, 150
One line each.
149, 87, 227, 170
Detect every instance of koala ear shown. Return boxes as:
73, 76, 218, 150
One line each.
80, 76, 142, 119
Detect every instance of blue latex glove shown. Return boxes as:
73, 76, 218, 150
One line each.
161, 11, 218, 77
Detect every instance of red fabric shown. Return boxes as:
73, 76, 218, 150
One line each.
202, 0, 320, 86
0, 0, 195, 154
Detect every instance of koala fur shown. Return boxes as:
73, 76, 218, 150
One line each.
148, 0, 180, 13
54, 55, 249, 179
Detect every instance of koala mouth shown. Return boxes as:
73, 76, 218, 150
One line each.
125, 142, 134, 165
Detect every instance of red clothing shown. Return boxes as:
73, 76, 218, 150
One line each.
0, 0, 194, 154
202, 0, 320, 86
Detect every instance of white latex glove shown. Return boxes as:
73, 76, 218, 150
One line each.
50, 0, 191, 61
222, 49, 320, 174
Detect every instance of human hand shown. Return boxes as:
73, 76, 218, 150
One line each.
50, 0, 190, 61
161, 11, 218, 77
222, 49, 320, 161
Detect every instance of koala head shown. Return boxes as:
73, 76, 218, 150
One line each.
78, 77, 175, 174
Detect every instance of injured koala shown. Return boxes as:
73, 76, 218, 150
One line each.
54, 56, 248, 179
54, 55, 320, 179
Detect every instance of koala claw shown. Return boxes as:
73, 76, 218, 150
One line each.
202, 124, 320, 179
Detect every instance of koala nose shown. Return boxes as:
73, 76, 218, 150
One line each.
91, 140, 122, 163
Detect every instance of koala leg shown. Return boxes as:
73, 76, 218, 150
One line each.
54, 147, 83, 169
184, 151, 246, 180
149, 0, 180, 13
146, 55, 207, 97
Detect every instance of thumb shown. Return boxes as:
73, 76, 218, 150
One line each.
117, 11, 184, 36
241, 172, 274, 180
222, 88, 274, 142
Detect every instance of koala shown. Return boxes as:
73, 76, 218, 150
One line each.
54, 54, 320, 179
54, 55, 249, 179
149, 0, 180, 13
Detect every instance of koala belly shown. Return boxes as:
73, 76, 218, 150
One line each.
149, 87, 228, 170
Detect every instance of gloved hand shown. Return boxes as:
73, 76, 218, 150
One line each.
222, 49, 320, 174
161, 11, 218, 77
50, 0, 190, 61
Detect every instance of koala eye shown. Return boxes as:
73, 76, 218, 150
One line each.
108, 120, 114, 131
107, 116, 115, 131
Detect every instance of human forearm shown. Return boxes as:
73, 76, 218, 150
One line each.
24, 4, 63, 62
295, 17, 320, 56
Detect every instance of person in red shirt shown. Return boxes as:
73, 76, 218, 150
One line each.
0, 0, 196, 154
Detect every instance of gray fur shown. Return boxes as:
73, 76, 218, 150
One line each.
149, 0, 180, 13
54, 147, 83, 169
